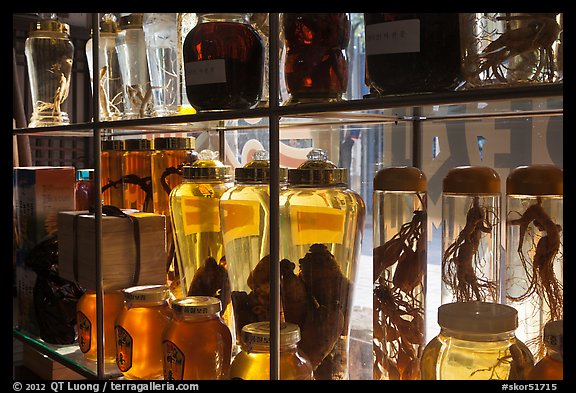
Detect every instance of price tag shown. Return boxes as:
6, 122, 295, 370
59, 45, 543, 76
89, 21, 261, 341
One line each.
365, 19, 420, 55
184, 59, 227, 85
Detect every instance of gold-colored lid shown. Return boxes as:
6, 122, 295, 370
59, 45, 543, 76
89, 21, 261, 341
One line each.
374, 166, 427, 192
241, 321, 301, 351
153, 136, 195, 151
182, 149, 229, 180
443, 166, 500, 194
99, 13, 119, 34
235, 150, 288, 183
123, 284, 170, 303
119, 13, 143, 29
288, 148, 347, 186
101, 140, 125, 151
507, 164, 563, 196
123, 138, 152, 151
171, 296, 221, 315
29, 18, 70, 36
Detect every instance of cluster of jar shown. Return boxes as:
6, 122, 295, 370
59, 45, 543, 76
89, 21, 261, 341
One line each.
372, 165, 563, 380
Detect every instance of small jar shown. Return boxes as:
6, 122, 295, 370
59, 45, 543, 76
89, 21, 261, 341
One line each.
122, 138, 153, 212
183, 13, 264, 111
230, 321, 314, 380
75, 169, 95, 211
101, 140, 125, 208
115, 285, 172, 380
76, 289, 125, 363
162, 296, 232, 380
420, 302, 534, 380
527, 320, 563, 380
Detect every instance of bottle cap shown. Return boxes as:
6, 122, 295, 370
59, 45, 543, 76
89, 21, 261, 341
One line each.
438, 301, 518, 334
543, 320, 563, 356
153, 136, 195, 151
374, 166, 427, 192
101, 140, 125, 151
171, 296, 222, 315
123, 284, 170, 303
443, 166, 500, 194
76, 169, 94, 181
182, 150, 229, 180
29, 16, 70, 36
235, 150, 288, 183
507, 165, 563, 196
241, 322, 301, 351
123, 138, 152, 151
99, 13, 119, 34
288, 148, 347, 186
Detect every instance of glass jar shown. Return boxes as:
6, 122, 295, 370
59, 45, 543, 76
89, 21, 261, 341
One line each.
122, 138, 153, 213
527, 320, 563, 380
115, 285, 172, 380
372, 166, 427, 380
279, 148, 365, 380
460, 13, 563, 89
230, 321, 314, 380
282, 13, 350, 104
363, 13, 462, 96
116, 13, 153, 119
250, 13, 270, 107
176, 13, 198, 114
441, 166, 501, 304
76, 289, 124, 363
162, 296, 232, 380
25, 14, 74, 127
506, 164, 563, 361
101, 140, 125, 208
420, 301, 534, 380
75, 169, 95, 211
143, 13, 180, 117
86, 13, 124, 121
183, 13, 264, 111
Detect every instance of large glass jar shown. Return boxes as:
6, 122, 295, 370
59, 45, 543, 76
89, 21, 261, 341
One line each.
122, 138, 153, 213
363, 13, 462, 95
441, 166, 501, 305
182, 13, 264, 111
372, 166, 427, 380
282, 13, 350, 104
25, 14, 74, 127
460, 13, 563, 89
420, 302, 534, 380
279, 148, 365, 380
101, 140, 125, 208
506, 165, 563, 361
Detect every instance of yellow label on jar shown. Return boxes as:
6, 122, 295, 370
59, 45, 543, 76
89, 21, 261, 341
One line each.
290, 205, 345, 245
181, 196, 221, 235
220, 200, 260, 244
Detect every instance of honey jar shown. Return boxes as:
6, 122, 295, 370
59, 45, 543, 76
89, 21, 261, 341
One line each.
122, 138, 153, 212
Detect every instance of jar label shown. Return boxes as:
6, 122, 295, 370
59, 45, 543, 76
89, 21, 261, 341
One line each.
115, 325, 133, 372
365, 19, 420, 55
163, 340, 185, 380
289, 205, 345, 245
180, 196, 221, 235
77, 311, 92, 354
220, 199, 260, 243
184, 59, 227, 86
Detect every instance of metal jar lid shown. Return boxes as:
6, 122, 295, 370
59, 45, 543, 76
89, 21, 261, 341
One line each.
29, 17, 70, 37
123, 284, 170, 304
443, 166, 500, 194
153, 136, 196, 151
171, 296, 222, 315
438, 301, 518, 334
543, 320, 563, 355
507, 164, 563, 196
241, 321, 301, 351
101, 140, 125, 151
99, 13, 120, 34
182, 149, 229, 180
374, 166, 427, 192
288, 148, 347, 186
123, 138, 152, 151
235, 150, 288, 183
119, 13, 144, 29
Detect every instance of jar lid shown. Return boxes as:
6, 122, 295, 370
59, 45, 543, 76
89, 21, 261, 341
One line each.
101, 140, 125, 151
119, 13, 144, 29
76, 168, 94, 181
241, 322, 301, 351
123, 138, 152, 151
443, 166, 500, 194
507, 164, 563, 196
29, 18, 70, 36
153, 136, 195, 151
374, 166, 427, 192
99, 13, 119, 34
123, 284, 170, 303
543, 320, 563, 354
438, 302, 518, 334
182, 150, 229, 180
288, 148, 347, 186
235, 150, 288, 183
171, 296, 222, 315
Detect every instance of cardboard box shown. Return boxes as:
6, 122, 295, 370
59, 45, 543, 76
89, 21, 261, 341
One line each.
58, 210, 167, 291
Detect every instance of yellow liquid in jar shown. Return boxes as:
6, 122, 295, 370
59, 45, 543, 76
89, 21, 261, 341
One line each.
230, 347, 314, 380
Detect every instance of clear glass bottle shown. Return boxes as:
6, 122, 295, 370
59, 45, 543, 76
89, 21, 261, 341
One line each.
420, 301, 534, 380
183, 13, 264, 111
122, 138, 153, 212
116, 13, 153, 119
506, 164, 563, 361
527, 320, 563, 380
441, 166, 501, 304
230, 321, 314, 380
176, 13, 198, 114
250, 13, 270, 107
101, 140, 125, 208
372, 166, 427, 380
143, 13, 180, 117
75, 169, 95, 211
115, 285, 172, 380
279, 148, 365, 380
460, 13, 563, 89
282, 13, 350, 104
162, 296, 232, 380
76, 289, 125, 363
86, 13, 124, 121
25, 13, 74, 127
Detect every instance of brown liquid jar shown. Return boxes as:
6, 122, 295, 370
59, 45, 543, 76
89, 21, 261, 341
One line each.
122, 138, 153, 212
101, 140, 125, 208
75, 169, 95, 211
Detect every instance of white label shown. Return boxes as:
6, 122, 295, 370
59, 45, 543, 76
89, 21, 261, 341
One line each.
365, 19, 420, 55
184, 59, 226, 86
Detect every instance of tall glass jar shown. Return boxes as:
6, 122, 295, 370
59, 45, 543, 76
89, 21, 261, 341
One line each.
441, 166, 501, 305
176, 13, 198, 114
460, 13, 563, 89
162, 296, 232, 380
527, 320, 563, 380
506, 164, 563, 361
183, 13, 264, 111
230, 321, 314, 380
122, 138, 153, 213
101, 140, 125, 208
279, 148, 365, 380
363, 13, 462, 95
116, 13, 153, 119
86, 13, 124, 121
372, 166, 427, 380
115, 285, 172, 380
75, 169, 95, 211
282, 13, 350, 104
25, 14, 74, 127
250, 13, 270, 107
420, 302, 534, 380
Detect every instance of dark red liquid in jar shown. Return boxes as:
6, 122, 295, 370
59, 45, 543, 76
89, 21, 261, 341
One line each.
283, 13, 350, 102
75, 179, 95, 211
183, 20, 264, 111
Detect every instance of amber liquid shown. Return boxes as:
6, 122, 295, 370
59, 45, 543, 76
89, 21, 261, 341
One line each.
283, 13, 350, 102
230, 346, 314, 380
151, 149, 195, 216
162, 314, 232, 380
527, 355, 563, 380
75, 180, 95, 211
122, 150, 153, 212
101, 150, 124, 207
183, 21, 264, 110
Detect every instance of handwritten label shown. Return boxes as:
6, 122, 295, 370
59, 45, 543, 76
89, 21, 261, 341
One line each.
365, 19, 420, 55
184, 59, 226, 86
